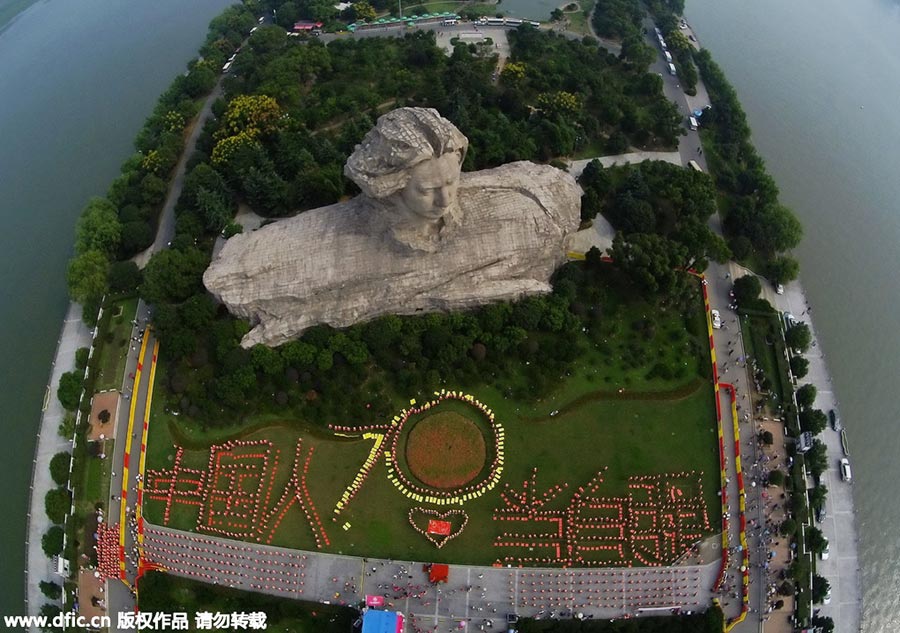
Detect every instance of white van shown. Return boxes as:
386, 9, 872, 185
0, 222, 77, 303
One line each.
689, 116, 698, 130
664, 51, 673, 63
668, 62, 677, 76
840, 458, 852, 482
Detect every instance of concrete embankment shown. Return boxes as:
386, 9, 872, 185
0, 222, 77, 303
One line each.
25, 302, 92, 622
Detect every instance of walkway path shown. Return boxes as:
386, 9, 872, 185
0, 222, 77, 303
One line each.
25, 303, 93, 623
143, 523, 719, 625
133, 82, 224, 269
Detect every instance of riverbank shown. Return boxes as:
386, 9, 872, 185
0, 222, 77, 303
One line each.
24, 303, 92, 617
640, 14, 862, 627
766, 276, 862, 632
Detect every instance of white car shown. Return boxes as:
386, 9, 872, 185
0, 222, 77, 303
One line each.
823, 588, 832, 605
840, 458, 852, 482
820, 538, 830, 560
775, 283, 784, 295
711, 309, 722, 329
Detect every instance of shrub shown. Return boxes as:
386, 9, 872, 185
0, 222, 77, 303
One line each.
41, 526, 64, 557
780, 518, 797, 536
75, 347, 90, 371
767, 470, 784, 487
39, 581, 62, 599
44, 488, 71, 525
49, 452, 71, 487
796, 383, 817, 409
56, 371, 83, 411
790, 355, 809, 379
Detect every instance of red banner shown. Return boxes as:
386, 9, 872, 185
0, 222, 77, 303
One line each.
427, 519, 452, 535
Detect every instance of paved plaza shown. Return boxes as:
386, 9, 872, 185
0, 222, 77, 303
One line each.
143, 524, 719, 628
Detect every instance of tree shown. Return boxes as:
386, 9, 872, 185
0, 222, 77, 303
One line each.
766, 254, 800, 284
806, 439, 828, 478
609, 232, 690, 296
811, 616, 835, 633
795, 383, 817, 409
550, 7, 564, 20
75, 347, 89, 371
119, 221, 155, 258
810, 483, 827, 511
66, 250, 109, 305
732, 274, 761, 307
785, 322, 812, 352
56, 371, 83, 411
49, 452, 71, 486
44, 487, 71, 525
790, 355, 809, 379
767, 470, 784, 487
75, 197, 121, 256
806, 526, 828, 555
352, 0, 376, 21
812, 574, 830, 603
141, 248, 209, 305
779, 517, 797, 536
196, 186, 233, 230
760, 430, 774, 445
57, 413, 75, 438
799, 409, 828, 435
39, 581, 62, 599
108, 261, 143, 293
41, 526, 64, 557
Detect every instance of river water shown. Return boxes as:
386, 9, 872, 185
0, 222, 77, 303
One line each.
2, 0, 899, 628
0, 0, 232, 618
680, 1, 900, 629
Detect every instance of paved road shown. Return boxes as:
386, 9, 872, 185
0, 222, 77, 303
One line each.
24, 303, 94, 626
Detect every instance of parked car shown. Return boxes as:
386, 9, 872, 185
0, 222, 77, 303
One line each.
820, 538, 830, 560
823, 587, 832, 604
775, 283, 784, 295
711, 309, 722, 329
815, 505, 827, 523
840, 457, 852, 482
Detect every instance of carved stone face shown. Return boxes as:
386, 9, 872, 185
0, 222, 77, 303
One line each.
394, 152, 462, 222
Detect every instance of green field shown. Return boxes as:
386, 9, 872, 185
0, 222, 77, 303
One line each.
145, 382, 717, 565
94, 296, 138, 392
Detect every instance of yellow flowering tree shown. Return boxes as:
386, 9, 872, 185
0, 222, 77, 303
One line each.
215, 94, 283, 141
211, 130, 263, 168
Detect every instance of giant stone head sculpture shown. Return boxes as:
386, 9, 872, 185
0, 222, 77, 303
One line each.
344, 108, 469, 242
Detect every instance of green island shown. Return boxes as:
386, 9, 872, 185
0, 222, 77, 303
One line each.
36, 0, 838, 631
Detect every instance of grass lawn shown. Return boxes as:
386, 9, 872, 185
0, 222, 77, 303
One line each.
145, 359, 719, 567
563, 0, 596, 37
740, 312, 786, 412
94, 296, 138, 392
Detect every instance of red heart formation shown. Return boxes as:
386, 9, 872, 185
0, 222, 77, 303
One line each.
408, 508, 469, 549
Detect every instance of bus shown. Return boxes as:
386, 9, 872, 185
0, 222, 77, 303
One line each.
441, 18, 458, 25
688, 160, 702, 172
